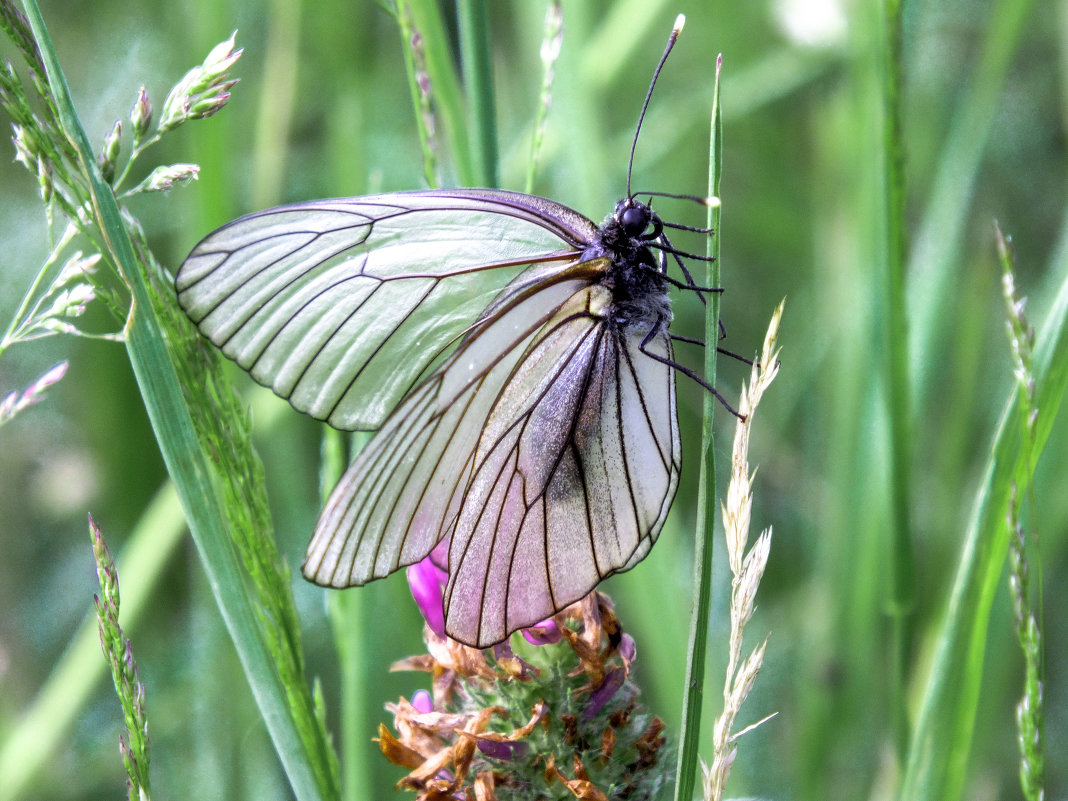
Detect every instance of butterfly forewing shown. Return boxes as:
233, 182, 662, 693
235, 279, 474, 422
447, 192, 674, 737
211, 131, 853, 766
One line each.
176, 190, 597, 429
443, 287, 681, 647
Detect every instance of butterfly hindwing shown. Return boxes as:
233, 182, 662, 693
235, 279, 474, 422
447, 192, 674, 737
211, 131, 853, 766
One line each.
443, 286, 682, 647
175, 190, 598, 430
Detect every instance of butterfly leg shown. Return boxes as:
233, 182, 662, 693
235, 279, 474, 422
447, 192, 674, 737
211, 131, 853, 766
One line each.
639, 316, 745, 420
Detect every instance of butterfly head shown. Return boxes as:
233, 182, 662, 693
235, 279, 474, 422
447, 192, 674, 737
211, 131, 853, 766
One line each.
615, 197, 663, 242
593, 198, 667, 279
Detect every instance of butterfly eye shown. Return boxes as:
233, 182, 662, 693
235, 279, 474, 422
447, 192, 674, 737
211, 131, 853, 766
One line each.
620, 204, 651, 237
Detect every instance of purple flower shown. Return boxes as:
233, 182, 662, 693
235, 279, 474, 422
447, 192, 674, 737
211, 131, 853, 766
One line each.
406, 541, 449, 638
406, 539, 560, 646
411, 689, 433, 714
381, 590, 666, 800
521, 618, 562, 645
476, 738, 530, 761
582, 668, 626, 721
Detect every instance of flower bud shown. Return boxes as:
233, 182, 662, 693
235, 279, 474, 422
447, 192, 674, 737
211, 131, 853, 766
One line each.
56, 251, 102, 287
99, 120, 122, 183
159, 32, 242, 131
137, 162, 200, 193
0, 362, 68, 425
11, 123, 35, 170
37, 155, 52, 202
130, 86, 152, 142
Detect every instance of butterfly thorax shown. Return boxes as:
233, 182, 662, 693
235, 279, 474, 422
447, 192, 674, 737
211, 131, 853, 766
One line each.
583, 199, 672, 331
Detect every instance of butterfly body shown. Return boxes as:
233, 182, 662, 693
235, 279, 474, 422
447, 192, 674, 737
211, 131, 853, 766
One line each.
177, 188, 685, 647
589, 201, 673, 332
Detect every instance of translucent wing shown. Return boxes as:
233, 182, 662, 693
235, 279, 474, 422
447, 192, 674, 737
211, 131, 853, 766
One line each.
179, 185, 683, 648
175, 189, 598, 429
443, 285, 682, 647
302, 261, 605, 587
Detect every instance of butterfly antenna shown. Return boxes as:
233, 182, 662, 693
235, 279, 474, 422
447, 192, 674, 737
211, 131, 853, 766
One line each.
634, 190, 716, 205
626, 14, 685, 198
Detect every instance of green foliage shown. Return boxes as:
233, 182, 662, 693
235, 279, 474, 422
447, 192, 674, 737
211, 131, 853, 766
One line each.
1, 1, 1066, 800
997, 225, 1045, 801
675, 45, 723, 801
90, 515, 152, 801
1, 4, 337, 799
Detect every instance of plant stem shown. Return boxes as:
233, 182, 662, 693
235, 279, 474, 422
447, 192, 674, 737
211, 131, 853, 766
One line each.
879, 0, 914, 761
18, 5, 338, 798
674, 51, 722, 801
457, 0, 498, 187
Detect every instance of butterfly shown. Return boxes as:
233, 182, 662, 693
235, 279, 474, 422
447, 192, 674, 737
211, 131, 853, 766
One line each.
175, 19, 723, 648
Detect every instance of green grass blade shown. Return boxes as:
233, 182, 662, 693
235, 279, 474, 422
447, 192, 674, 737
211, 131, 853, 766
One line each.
18, 3, 339, 798
877, 0, 914, 758
405, 0, 473, 185
674, 50, 722, 801
577, 0, 672, 90
907, 0, 1035, 402
322, 429, 374, 801
899, 256, 1068, 801
249, 0, 302, 208
327, 588, 372, 801
457, 0, 498, 188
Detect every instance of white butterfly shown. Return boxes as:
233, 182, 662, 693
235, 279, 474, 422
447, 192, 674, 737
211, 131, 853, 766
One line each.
175, 20, 722, 647
176, 188, 704, 646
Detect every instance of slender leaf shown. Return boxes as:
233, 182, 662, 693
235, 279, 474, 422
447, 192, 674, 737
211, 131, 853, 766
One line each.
900, 256, 1068, 801
907, 0, 1036, 401
404, 0, 474, 185
674, 49, 722, 801
457, 0, 497, 187
17, 3, 339, 799
877, 0, 914, 758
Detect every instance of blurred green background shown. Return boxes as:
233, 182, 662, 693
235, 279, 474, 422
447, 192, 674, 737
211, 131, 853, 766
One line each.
1, 0, 1066, 799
